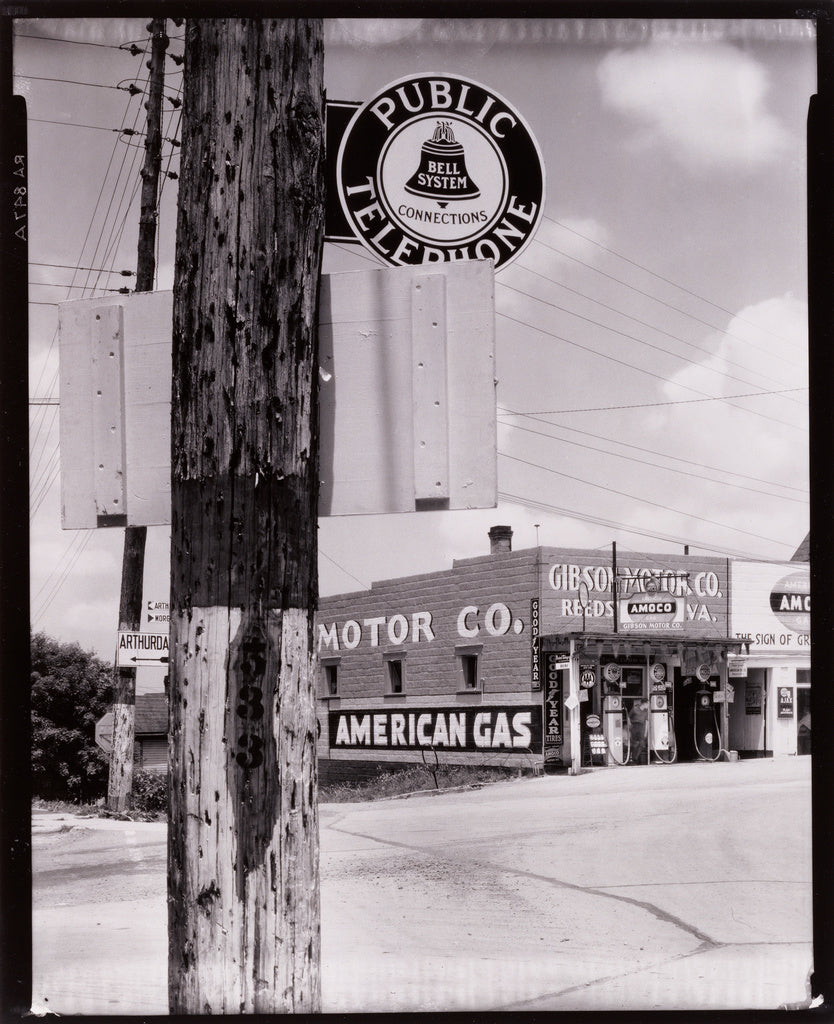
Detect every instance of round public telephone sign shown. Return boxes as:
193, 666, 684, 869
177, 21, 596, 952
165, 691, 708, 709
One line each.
336, 73, 545, 271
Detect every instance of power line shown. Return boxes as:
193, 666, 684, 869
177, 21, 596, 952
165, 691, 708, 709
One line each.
499, 451, 794, 548
500, 387, 807, 416
499, 405, 808, 494
498, 490, 795, 560
531, 232, 799, 371
30, 117, 137, 134
32, 532, 95, 624
31, 261, 134, 276
497, 422, 808, 504
13, 72, 136, 92
319, 549, 369, 590
16, 32, 138, 51
544, 215, 794, 348
29, 281, 131, 293
498, 277, 801, 402
24, 35, 154, 613
497, 310, 806, 434
507, 260, 805, 403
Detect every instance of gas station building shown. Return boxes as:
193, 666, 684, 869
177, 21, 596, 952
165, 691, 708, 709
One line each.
316, 526, 810, 781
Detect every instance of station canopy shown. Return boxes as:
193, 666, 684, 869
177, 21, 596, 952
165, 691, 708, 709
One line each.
541, 633, 749, 662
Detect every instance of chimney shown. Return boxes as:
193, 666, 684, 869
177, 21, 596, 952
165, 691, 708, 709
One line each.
488, 525, 513, 555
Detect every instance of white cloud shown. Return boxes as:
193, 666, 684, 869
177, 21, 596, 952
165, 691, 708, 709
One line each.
650, 294, 809, 553
597, 42, 789, 171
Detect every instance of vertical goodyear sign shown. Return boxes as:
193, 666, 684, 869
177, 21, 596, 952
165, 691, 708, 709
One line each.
544, 652, 568, 765
530, 598, 541, 690
336, 74, 544, 270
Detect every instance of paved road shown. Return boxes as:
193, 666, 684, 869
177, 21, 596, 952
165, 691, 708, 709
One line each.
31, 756, 812, 1014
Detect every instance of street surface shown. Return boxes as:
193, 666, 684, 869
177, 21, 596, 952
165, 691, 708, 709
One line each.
31, 756, 812, 1013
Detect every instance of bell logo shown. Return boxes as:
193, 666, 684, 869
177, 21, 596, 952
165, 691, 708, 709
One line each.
404, 121, 481, 202
336, 73, 545, 271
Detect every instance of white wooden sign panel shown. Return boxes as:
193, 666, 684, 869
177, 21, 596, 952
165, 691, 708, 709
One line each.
60, 291, 172, 528
59, 260, 496, 527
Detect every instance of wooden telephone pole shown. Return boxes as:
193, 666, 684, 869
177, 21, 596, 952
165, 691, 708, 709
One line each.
168, 20, 325, 1012
107, 18, 168, 811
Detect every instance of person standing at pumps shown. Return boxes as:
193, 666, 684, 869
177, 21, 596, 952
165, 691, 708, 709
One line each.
629, 699, 649, 765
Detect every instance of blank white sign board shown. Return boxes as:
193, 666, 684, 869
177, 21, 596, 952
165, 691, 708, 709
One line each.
59, 260, 496, 527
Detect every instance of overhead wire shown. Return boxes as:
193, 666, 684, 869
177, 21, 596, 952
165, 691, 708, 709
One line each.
16, 31, 139, 51
506, 260, 805, 403
531, 229, 799, 370
498, 275, 800, 403
13, 72, 134, 92
22, 24, 811, 593
32, 532, 95, 625
22, 29, 150, 544
498, 491, 792, 561
498, 406, 808, 494
502, 387, 807, 416
319, 549, 370, 590
543, 215, 794, 348
497, 420, 808, 504
26, 35, 151, 506
327, 238, 806, 554
499, 451, 794, 548
497, 309, 806, 433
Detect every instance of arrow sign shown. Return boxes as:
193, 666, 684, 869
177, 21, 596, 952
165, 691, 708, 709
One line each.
147, 612, 169, 624
117, 629, 169, 668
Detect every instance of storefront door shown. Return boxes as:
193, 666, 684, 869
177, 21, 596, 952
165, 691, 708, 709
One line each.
796, 684, 811, 755
602, 665, 648, 765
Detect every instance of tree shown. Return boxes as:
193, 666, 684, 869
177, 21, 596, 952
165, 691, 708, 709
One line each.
30, 632, 114, 802
168, 20, 325, 1013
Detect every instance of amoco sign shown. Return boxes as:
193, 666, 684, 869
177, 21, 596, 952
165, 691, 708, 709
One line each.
336, 73, 545, 270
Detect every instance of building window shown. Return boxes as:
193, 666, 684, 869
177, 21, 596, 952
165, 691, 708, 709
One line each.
461, 654, 479, 690
325, 664, 338, 695
455, 643, 483, 691
387, 659, 404, 693
383, 651, 406, 695
320, 657, 340, 697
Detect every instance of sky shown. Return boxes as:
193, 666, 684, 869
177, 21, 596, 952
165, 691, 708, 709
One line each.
16, 16, 815, 676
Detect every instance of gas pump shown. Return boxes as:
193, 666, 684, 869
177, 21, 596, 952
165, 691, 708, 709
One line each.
650, 691, 676, 762
649, 662, 676, 763
692, 664, 723, 761
602, 663, 628, 765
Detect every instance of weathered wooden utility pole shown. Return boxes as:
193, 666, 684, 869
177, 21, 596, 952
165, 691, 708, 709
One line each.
168, 20, 325, 1013
107, 17, 168, 811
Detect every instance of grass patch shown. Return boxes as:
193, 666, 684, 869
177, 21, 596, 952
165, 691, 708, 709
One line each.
319, 764, 523, 803
35, 764, 529, 817
32, 796, 164, 823
33, 797, 99, 815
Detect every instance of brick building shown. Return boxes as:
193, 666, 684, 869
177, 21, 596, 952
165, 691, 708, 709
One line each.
315, 526, 766, 781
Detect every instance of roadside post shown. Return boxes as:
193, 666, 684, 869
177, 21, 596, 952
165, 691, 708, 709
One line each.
106, 17, 168, 813
567, 638, 582, 775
